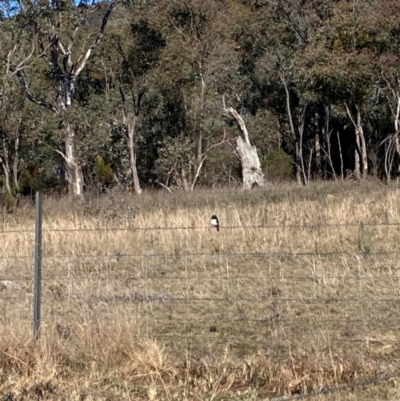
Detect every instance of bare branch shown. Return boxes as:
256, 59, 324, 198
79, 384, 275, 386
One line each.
168, 16, 186, 39
60, 27, 79, 72
190, 129, 230, 191
37, 33, 55, 68
7, 40, 36, 78
135, 86, 146, 116
281, 72, 296, 141
5, 45, 18, 78
74, 1, 117, 78
67, 27, 79, 54
203, 129, 229, 156
57, 40, 67, 56
344, 102, 357, 129
222, 105, 251, 145
13, 47, 35, 74
156, 181, 173, 193
119, 86, 126, 103
55, 149, 67, 161
15, 70, 59, 114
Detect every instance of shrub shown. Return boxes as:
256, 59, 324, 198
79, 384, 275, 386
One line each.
263, 148, 292, 182
94, 155, 113, 185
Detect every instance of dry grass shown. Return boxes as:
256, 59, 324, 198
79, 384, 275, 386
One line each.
2, 180, 400, 400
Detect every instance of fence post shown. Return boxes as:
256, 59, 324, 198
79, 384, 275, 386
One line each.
33, 192, 43, 340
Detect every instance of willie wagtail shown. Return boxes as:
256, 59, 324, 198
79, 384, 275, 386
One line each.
210, 215, 219, 231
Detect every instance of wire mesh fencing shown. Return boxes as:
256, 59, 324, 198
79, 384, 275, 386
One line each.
2, 212, 400, 364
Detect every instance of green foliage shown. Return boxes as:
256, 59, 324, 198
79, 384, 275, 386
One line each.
128, 19, 166, 76
94, 156, 113, 185
3, 190, 17, 208
2, 0, 400, 192
157, 135, 194, 173
263, 148, 293, 182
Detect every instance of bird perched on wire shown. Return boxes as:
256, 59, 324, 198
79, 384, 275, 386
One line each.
210, 215, 219, 232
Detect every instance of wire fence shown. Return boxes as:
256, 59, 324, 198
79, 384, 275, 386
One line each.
2, 193, 400, 398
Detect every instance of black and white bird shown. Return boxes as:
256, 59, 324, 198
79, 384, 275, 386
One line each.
210, 215, 219, 232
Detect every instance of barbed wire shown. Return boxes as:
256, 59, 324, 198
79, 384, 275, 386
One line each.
3, 249, 400, 260
4, 268, 400, 282
2, 220, 400, 234
2, 198, 400, 399
2, 292, 400, 305
2, 274, 397, 283
2, 273, 400, 286
0, 312, 368, 327
0, 229, 35, 234
0, 219, 399, 401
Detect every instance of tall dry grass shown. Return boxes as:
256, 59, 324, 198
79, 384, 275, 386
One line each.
1, 180, 400, 400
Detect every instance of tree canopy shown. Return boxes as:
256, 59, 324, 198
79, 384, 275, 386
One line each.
1, 0, 400, 196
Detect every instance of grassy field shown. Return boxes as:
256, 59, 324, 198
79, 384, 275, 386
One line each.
2, 180, 400, 400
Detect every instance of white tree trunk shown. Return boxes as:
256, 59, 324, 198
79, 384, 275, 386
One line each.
0, 137, 12, 194
297, 105, 307, 184
127, 115, 143, 195
315, 131, 321, 179
64, 124, 84, 196
394, 93, 400, 134
223, 103, 267, 190
0, 162, 11, 195
281, 74, 306, 185
16, 2, 117, 197
357, 109, 368, 178
12, 132, 20, 191
314, 112, 322, 179
354, 131, 361, 179
344, 103, 368, 179
181, 167, 190, 192
393, 94, 400, 175
236, 136, 267, 190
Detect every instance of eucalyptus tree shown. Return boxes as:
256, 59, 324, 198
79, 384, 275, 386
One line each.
149, 0, 244, 191
98, 15, 166, 194
222, 98, 268, 189
234, 3, 305, 183
12, 0, 130, 196
273, 0, 340, 181
296, 0, 381, 179
371, 0, 400, 180
0, 15, 36, 194
231, 0, 362, 183
0, 86, 28, 195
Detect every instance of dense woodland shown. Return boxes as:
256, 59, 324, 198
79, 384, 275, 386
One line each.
1, 0, 400, 196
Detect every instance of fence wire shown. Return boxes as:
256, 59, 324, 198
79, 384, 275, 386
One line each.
2, 221, 400, 399
2, 221, 400, 234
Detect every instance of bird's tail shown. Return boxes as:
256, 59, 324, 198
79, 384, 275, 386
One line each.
217, 226, 219, 232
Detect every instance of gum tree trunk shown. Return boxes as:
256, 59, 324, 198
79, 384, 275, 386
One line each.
0, 128, 21, 195
344, 103, 368, 179
64, 124, 84, 196
281, 73, 307, 185
125, 114, 143, 195
16, 1, 117, 196
0, 136, 12, 194
120, 86, 145, 195
222, 102, 267, 190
